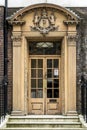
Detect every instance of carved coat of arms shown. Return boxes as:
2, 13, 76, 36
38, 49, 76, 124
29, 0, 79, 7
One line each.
31, 9, 58, 35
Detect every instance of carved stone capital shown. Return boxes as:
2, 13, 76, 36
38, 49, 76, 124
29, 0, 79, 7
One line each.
67, 34, 77, 46
12, 35, 22, 47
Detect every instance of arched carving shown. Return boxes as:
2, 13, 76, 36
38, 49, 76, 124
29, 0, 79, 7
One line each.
7, 3, 79, 22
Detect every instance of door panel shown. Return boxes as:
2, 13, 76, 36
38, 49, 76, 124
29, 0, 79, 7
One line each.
46, 58, 60, 114
47, 100, 59, 114
30, 99, 44, 115
29, 56, 60, 115
29, 58, 44, 115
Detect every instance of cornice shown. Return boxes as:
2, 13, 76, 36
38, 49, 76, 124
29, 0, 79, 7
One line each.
8, 20, 25, 25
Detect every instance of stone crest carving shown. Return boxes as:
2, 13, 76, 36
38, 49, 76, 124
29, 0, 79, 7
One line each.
31, 9, 58, 35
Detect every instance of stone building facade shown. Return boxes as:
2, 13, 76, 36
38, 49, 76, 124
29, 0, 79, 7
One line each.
0, 4, 87, 116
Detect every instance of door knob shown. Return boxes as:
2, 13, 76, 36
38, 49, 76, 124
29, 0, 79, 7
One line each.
44, 73, 47, 79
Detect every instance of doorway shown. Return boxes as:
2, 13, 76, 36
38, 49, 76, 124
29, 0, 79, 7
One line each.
28, 41, 61, 115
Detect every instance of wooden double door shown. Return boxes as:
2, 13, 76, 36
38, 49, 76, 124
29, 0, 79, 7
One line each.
29, 56, 61, 115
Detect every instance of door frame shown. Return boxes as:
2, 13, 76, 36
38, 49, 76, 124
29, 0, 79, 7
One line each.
12, 35, 77, 116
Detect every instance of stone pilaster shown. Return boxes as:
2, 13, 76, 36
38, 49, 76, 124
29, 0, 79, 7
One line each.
12, 33, 23, 115
67, 34, 77, 115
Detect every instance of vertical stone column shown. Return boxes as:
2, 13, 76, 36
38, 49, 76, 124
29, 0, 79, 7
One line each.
12, 33, 23, 115
67, 34, 77, 115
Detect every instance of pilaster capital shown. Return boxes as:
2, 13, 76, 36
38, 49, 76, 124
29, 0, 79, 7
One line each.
67, 34, 77, 46
12, 33, 22, 47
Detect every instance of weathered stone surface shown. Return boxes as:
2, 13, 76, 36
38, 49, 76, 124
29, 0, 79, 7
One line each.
0, 5, 87, 114
7, 7, 87, 114
6, 7, 87, 114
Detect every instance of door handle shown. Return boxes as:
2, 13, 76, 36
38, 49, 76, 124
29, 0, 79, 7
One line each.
44, 73, 47, 79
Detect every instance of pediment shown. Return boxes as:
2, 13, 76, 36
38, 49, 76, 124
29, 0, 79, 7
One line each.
8, 3, 79, 22
8, 3, 80, 35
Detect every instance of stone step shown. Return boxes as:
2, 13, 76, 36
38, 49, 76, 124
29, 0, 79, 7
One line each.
2, 115, 85, 130
6, 122, 82, 128
8, 116, 79, 122
2, 128, 86, 130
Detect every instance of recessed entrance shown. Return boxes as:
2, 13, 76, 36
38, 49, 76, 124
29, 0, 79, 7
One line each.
28, 42, 61, 115
11, 3, 77, 116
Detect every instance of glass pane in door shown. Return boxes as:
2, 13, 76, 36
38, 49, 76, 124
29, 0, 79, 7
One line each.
31, 59, 43, 98
47, 59, 59, 98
